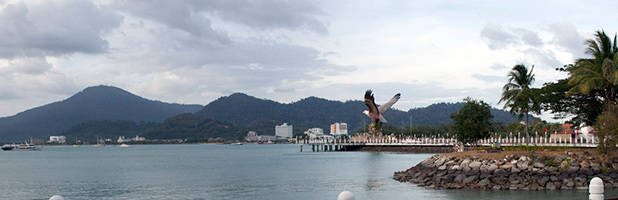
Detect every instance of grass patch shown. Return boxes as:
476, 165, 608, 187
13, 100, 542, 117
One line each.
545, 160, 560, 167
503, 145, 576, 151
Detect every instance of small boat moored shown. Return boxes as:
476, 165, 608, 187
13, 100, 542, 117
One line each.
1, 144, 17, 151
119, 144, 129, 148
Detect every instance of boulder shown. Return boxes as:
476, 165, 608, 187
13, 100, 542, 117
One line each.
567, 166, 579, 174
463, 175, 478, 184
462, 166, 471, 173
563, 179, 575, 187
469, 161, 482, 170
517, 161, 529, 170
519, 156, 529, 162
477, 178, 490, 186
530, 183, 539, 191
501, 163, 513, 170
461, 158, 471, 167
435, 157, 447, 167
454, 174, 466, 183
487, 164, 498, 172
580, 161, 590, 169
494, 169, 507, 176
546, 182, 556, 190
538, 176, 549, 186
533, 162, 545, 168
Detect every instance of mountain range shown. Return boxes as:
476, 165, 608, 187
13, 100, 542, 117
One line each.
0, 85, 522, 141
195, 93, 520, 136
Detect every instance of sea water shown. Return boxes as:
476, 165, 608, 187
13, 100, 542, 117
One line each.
0, 144, 616, 200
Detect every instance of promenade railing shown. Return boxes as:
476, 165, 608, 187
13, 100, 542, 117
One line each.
296, 132, 600, 148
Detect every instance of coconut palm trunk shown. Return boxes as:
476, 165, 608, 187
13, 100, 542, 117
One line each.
525, 112, 529, 145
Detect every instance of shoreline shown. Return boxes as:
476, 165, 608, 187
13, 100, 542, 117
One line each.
394, 149, 618, 190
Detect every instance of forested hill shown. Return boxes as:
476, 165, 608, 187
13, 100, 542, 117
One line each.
0, 85, 203, 140
196, 93, 521, 136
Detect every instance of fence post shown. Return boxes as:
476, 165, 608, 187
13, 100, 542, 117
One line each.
589, 177, 604, 200
338, 191, 355, 200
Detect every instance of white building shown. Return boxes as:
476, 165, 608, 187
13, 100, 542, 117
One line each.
275, 123, 293, 138
117, 136, 129, 143
133, 135, 146, 142
304, 128, 324, 139
48, 136, 66, 144
330, 122, 348, 135
247, 131, 258, 137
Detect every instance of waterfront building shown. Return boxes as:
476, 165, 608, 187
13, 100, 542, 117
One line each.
304, 128, 324, 139
48, 136, 66, 144
117, 136, 129, 143
330, 122, 348, 135
247, 131, 258, 137
133, 135, 146, 142
275, 123, 293, 138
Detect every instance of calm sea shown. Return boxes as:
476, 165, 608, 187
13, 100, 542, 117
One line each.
0, 144, 616, 200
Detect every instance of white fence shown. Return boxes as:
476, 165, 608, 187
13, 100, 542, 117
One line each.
297, 132, 599, 148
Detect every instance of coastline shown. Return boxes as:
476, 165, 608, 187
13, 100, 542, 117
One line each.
393, 149, 618, 190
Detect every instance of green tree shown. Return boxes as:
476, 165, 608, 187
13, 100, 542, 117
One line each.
595, 104, 617, 154
450, 98, 493, 146
568, 30, 618, 103
499, 64, 539, 138
538, 78, 605, 125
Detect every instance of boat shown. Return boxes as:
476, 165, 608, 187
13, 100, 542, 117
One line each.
93, 136, 104, 147
119, 144, 129, 148
72, 137, 80, 148
2, 140, 41, 151
1, 144, 17, 151
233, 142, 243, 145
17, 143, 41, 151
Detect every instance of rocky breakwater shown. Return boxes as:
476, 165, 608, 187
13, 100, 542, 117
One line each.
394, 151, 618, 190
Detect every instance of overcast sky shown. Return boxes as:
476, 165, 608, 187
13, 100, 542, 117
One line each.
1, 0, 617, 121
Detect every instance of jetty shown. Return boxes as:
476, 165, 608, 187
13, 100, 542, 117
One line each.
296, 133, 599, 152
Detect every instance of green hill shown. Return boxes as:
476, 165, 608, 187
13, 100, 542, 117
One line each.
196, 93, 521, 136
0, 85, 203, 141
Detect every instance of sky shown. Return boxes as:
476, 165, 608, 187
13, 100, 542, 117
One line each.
0, 0, 617, 121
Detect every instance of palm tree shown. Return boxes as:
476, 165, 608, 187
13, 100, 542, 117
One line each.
499, 64, 538, 138
568, 30, 618, 103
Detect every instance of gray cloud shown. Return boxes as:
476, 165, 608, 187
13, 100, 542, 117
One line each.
490, 64, 507, 70
115, 0, 327, 35
0, 1, 122, 58
202, 0, 327, 34
114, 1, 229, 44
520, 48, 562, 68
481, 24, 519, 50
472, 74, 504, 83
513, 28, 543, 47
481, 23, 543, 50
103, 0, 343, 101
549, 23, 586, 57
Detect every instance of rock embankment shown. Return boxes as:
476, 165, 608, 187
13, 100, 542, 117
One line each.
394, 151, 618, 190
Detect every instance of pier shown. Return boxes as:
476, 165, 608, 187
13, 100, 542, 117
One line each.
296, 133, 600, 152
